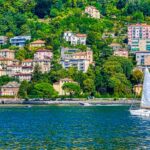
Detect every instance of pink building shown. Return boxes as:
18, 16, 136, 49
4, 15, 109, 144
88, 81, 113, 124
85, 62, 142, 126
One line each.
114, 48, 128, 58
34, 49, 53, 60
73, 51, 93, 64
0, 82, 20, 96
128, 24, 150, 52
22, 59, 33, 67
0, 49, 15, 59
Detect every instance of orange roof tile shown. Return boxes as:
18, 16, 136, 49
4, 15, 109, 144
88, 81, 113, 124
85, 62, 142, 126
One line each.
76, 34, 87, 37
31, 40, 45, 44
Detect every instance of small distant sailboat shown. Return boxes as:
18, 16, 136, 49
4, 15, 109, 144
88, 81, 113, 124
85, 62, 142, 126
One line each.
130, 67, 150, 117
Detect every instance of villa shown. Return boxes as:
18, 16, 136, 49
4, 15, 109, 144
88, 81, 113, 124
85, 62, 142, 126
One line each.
63, 31, 87, 45
109, 43, 122, 51
61, 59, 90, 73
33, 59, 51, 73
113, 48, 129, 58
22, 59, 33, 67
0, 81, 20, 96
34, 49, 53, 60
30, 40, 46, 48
0, 49, 15, 59
7, 65, 22, 76
85, 6, 100, 19
10, 36, 31, 47
60, 47, 93, 72
53, 78, 77, 95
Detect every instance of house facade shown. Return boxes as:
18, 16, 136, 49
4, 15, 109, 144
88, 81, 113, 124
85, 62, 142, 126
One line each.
30, 40, 46, 48
109, 43, 122, 51
10, 36, 31, 47
15, 73, 32, 81
128, 24, 150, 52
34, 49, 53, 60
0, 49, 15, 59
0, 82, 20, 96
71, 34, 87, 45
113, 48, 129, 58
61, 47, 93, 72
85, 6, 100, 19
136, 51, 150, 66
33, 60, 51, 73
61, 59, 90, 73
63, 31, 87, 45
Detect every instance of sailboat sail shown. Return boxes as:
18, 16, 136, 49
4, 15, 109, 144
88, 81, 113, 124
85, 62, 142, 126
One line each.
141, 68, 150, 108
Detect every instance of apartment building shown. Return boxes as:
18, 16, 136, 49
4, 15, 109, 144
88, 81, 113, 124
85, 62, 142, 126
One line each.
128, 24, 150, 52
10, 36, 31, 47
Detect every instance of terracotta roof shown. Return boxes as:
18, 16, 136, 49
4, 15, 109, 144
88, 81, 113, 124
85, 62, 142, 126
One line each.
0, 58, 14, 61
0, 49, 15, 52
129, 24, 150, 27
22, 59, 33, 62
31, 40, 45, 44
76, 34, 87, 37
1, 82, 20, 88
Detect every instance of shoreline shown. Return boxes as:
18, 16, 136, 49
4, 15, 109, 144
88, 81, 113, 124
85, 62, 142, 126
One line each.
0, 99, 140, 106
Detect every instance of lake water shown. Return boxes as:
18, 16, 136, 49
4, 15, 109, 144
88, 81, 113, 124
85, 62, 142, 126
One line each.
0, 105, 149, 149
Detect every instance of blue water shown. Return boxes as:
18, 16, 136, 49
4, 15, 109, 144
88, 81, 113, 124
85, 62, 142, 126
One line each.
0, 106, 149, 149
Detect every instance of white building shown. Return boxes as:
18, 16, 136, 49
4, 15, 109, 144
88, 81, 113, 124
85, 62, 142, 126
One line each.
10, 36, 31, 47
63, 31, 87, 45
61, 59, 90, 73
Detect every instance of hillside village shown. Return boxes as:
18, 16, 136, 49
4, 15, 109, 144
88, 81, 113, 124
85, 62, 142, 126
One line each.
0, 1, 149, 99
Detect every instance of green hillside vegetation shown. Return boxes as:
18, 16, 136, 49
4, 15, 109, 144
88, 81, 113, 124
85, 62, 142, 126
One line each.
0, 0, 147, 98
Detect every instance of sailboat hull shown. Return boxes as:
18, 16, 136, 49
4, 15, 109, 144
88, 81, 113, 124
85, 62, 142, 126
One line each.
130, 109, 150, 117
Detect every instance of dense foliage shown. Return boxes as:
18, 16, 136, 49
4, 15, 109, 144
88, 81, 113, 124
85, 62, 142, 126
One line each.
0, 0, 147, 98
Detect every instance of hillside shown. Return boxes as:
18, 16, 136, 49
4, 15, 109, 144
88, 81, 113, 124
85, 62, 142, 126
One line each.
0, 0, 146, 98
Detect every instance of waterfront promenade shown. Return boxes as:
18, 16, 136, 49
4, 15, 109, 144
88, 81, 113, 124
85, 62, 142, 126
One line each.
0, 98, 140, 105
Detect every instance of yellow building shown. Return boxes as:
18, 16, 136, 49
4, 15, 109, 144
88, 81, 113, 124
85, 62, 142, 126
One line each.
53, 78, 77, 95
133, 84, 143, 96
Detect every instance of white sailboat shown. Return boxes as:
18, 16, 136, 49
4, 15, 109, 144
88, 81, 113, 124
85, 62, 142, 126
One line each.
130, 67, 150, 117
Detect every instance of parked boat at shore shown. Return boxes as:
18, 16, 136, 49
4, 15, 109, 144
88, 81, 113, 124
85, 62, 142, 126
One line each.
130, 68, 150, 117
79, 102, 92, 106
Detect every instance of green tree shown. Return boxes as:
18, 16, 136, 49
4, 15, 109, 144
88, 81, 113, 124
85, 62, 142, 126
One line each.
32, 64, 43, 82
18, 80, 29, 98
83, 79, 95, 95
31, 82, 58, 98
131, 69, 144, 85
62, 82, 81, 97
